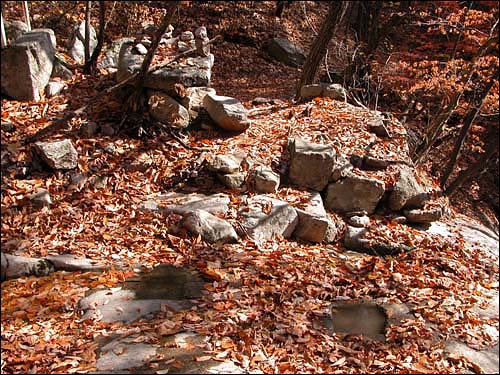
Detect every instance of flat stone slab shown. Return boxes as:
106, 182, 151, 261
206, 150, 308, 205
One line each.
79, 264, 205, 323
96, 337, 157, 372
444, 341, 499, 374
79, 288, 192, 323
141, 192, 230, 215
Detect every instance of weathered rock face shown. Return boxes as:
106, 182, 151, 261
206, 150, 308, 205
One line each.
180, 86, 216, 118
288, 138, 335, 191
322, 83, 347, 101
208, 154, 242, 174
33, 139, 78, 170
252, 166, 280, 193
239, 195, 298, 241
330, 154, 353, 182
368, 117, 391, 138
300, 84, 323, 98
98, 37, 135, 69
217, 172, 246, 189
28, 189, 52, 207
181, 209, 238, 244
324, 175, 385, 214
148, 91, 190, 128
388, 165, 428, 211
203, 93, 250, 131
1, 29, 56, 101
45, 80, 65, 97
267, 37, 305, 67
146, 192, 231, 215
67, 21, 97, 64
293, 191, 331, 243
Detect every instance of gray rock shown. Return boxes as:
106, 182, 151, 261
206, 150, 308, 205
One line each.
98, 37, 134, 69
239, 195, 298, 241
403, 207, 443, 223
444, 341, 499, 375
45, 80, 65, 97
180, 31, 194, 41
330, 154, 353, 182
252, 165, 280, 193
217, 172, 246, 189
1, 252, 54, 281
28, 188, 52, 206
138, 200, 160, 213
1, 29, 56, 101
208, 154, 241, 174
288, 138, 335, 191
45, 254, 108, 272
293, 191, 331, 243
52, 60, 73, 80
145, 57, 212, 91
79, 288, 192, 323
181, 209, 238, 244
203, 93, 250, 132
368, 118, 391, 138
347, 215, 370, 228
148, 91, 190, 128
363, 155, 392, 170
322, 83, 347, 101
33, 139, 78, 170
4, 20, 29, 44
324, 174, 385, 215
300, 84, 323, 98
133, 43, 148, 55
97, 339, 157, 372
67, 21, 97, 64
388, 165, 428, 211
180, 86, 216, 118
267, 37, 305, 67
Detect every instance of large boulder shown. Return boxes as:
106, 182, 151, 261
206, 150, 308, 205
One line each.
293, 191, 331, 243
300, 83, 347, 101
1, 29, 56, 101
288, 138, 335, 191
148, 91, 190, 128
388, 165, 428, 211
203, 93, 250, 131
324, 174, 385, 215
33, 139, 78, 170
238, 195, 298, 241
67, 21, 97, 64
181, 209, 238, 244
267, 37, 305, 67
208, 154, 242, 174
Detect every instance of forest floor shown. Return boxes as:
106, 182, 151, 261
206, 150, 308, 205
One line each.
1, 1, 498, 374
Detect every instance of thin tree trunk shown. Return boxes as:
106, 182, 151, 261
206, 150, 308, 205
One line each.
126, 1, 179, 112
441, 71, 497, 187
84, 1, 92, 66
22, 1, 31, 31
84, 0, 105, 74
295, 1, 349, 100
1, 12, 7, 48
412, 33, 497, 164
444, 129, 498, 197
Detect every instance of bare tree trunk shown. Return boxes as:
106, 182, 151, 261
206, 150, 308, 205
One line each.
444, 128, 498, 197
412, 33, 498, 164
295, 1, 349, 100
125, 1, 179, 112
22, 1, 31, 31
441, 71, 497, 187
84, 1, 92, 67
1, 12, 7, 48
84, 0, 105, 74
